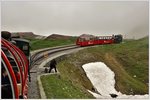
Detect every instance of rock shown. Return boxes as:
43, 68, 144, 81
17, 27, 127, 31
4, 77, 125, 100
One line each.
44, 68, 48, 73
133, 75, 136, 77
110, 94, 118, 98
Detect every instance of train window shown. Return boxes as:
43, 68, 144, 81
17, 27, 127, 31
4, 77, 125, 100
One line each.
90, 38, 93, 40
99, 37, 102, 40
81, 38, 83, 42
12, 38, 30, 57
22, 45, 28, 51
95, 37, 99, 40
85, 37, 89, 41
80, 38, 86, 42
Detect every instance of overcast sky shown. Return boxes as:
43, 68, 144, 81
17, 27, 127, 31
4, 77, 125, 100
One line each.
1, 1, 149, 39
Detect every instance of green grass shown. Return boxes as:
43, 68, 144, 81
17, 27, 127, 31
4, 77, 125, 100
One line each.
26, 37, 76, 50
40, 74, 94, 99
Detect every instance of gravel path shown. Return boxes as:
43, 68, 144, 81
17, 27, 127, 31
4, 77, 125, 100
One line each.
28, 64, 45, 99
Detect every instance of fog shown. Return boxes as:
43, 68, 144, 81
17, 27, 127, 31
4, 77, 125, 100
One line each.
1, 1, 149, 39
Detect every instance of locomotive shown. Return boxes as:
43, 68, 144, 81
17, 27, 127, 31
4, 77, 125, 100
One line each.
1, 31, 30, 99
76, 34, 123, 46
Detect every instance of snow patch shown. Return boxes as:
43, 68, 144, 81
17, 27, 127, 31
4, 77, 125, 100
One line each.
82, 62, 149, 99
82, 62, 118, 97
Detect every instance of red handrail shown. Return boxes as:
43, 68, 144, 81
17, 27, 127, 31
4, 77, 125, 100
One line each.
12, 44, 28, 80
2, 39, 29, 97
2, 51, 19, 99
11, 44, 29, 95
2, 39, 28, 79
11, 46, 29, 95
2, 39, 25, 95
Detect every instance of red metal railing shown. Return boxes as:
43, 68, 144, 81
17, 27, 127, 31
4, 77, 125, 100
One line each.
2, 51, 19, 99
1, 39, 28, 98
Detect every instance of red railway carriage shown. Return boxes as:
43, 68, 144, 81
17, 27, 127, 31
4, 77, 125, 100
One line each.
1, 31, 30, 99
76, 34, 122, 46
76, 34, 95, 46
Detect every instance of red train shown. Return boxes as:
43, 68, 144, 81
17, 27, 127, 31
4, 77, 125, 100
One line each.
76, 34, 123, 46
1, 31, 30, 99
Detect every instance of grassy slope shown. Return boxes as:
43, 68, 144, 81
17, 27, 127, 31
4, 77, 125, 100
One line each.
41, 37, 148, 98
97, 37, 149, 94
41, 74, 94, 99
57, 37, 148, 94
26, 37, 76, 50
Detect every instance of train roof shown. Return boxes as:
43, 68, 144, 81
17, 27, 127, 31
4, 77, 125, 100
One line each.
79, 34, 95, 38
12, 38, 30, 43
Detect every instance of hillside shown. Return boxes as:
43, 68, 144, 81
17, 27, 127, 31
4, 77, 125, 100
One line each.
41, 36, 149, 98
30, 37, 76, 50
45, 34, 74, 40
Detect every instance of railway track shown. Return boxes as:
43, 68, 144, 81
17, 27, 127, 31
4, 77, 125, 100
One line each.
30, 44, 78, 69
28, 44, 81, 99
